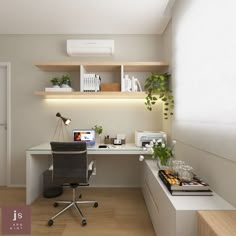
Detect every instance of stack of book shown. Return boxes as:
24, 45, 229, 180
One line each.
158, 170, 213, 196
81, 74, 101, 92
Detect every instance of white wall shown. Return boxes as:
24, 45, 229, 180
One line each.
163, 20, 172, 138
170, 0, 236, 206
0, 34, 164, 186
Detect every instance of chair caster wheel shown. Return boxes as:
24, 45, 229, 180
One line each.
94, 202, 98, 208
53, 202, 58, 207
48, 219, 54, 226
81, 219, 87, 226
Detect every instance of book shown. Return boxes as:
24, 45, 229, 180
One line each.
83, 74, 101, 92
158, 169, 210, 191
170, 190, 213, 196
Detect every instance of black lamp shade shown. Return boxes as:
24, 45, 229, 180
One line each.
56, 112, 71, 125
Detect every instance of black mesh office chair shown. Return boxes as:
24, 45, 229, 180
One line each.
48, 141, 98, 227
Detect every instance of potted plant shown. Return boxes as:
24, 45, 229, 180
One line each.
92, 125, 103, 135
144, 73, 174, 119
50, 77, 61, 88
92, 125, 103, 144
61, 75, 71, 88
146, 139, 176, 169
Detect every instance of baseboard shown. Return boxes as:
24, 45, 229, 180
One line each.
7, 184, 26, 188
89, 185, 141, 188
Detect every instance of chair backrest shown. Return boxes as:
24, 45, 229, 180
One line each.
50, 141, 88, 185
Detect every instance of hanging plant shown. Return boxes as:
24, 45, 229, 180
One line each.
144, 73, 174, 119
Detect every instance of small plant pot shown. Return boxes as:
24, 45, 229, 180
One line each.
52, 84, 60, 88
61, 84, 70, 88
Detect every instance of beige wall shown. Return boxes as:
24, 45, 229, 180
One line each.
0, 34, 164, 186
170, 0, 236, 206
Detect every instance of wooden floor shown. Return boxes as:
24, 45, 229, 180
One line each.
0, 187, 156, 236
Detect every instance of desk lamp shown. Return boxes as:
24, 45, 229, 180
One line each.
52, 112, 71, 141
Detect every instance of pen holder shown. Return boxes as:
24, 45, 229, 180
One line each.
104, 138, 112, 144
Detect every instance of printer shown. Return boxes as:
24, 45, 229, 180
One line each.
135, 130, 166, 147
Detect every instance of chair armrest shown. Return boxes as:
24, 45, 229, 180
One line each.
88, 160, 96, 175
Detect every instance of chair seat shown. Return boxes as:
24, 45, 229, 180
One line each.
43, 187, 63, 198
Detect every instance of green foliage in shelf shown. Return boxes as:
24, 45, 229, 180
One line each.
61, 75, 71, 86
50, 75, 71, 87
144, 73, 174, 120
50, 77, 61, 86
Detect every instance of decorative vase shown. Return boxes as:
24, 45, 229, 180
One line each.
156, 157, 172, 170
95, 134, 102, 144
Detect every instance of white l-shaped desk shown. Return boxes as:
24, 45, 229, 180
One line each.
26, 143, 235, 236
26, 143, 146, 205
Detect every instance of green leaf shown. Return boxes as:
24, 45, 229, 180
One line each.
144, 72, 174, 118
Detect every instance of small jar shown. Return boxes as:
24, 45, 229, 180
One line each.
178, 165, 194, 182
172, 160, 185, 174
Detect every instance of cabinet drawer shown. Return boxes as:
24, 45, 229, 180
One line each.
142, 180, 161, 236
142, 161, 176, 236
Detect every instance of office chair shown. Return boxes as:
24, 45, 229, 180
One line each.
48, 141, 98, 227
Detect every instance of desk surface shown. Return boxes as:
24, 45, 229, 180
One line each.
198, 210, 236, 236
27, 143, 146, 155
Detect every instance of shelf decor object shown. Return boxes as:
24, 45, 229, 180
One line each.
145, 139, 176, 169
46, 75, 73, 92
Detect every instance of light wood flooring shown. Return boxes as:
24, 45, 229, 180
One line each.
0, 187, 156, 236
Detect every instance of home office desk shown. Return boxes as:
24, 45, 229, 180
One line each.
26, 143, 146, 205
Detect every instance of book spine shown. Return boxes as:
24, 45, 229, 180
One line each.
171, 185, 210, 191
158, 171, 172, 193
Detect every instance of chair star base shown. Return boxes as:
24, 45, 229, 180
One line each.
48, 188, 98, 226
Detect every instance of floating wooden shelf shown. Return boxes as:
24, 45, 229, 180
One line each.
34, 91, 147, 99
34, 61, 168, 72
34, 61, 168, 99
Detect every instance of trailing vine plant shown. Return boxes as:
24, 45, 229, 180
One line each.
144, 73, 174, 119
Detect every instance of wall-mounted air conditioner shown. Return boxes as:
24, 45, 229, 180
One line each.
67, 39, 114, 56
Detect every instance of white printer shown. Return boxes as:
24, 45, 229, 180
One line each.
135, 131, 166, 147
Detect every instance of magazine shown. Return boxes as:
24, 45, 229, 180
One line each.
159, 170, 210, 191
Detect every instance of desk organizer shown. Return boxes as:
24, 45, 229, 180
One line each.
104, 138, 126, 145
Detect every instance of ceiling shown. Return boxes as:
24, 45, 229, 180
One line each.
0, 0, 174, 35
